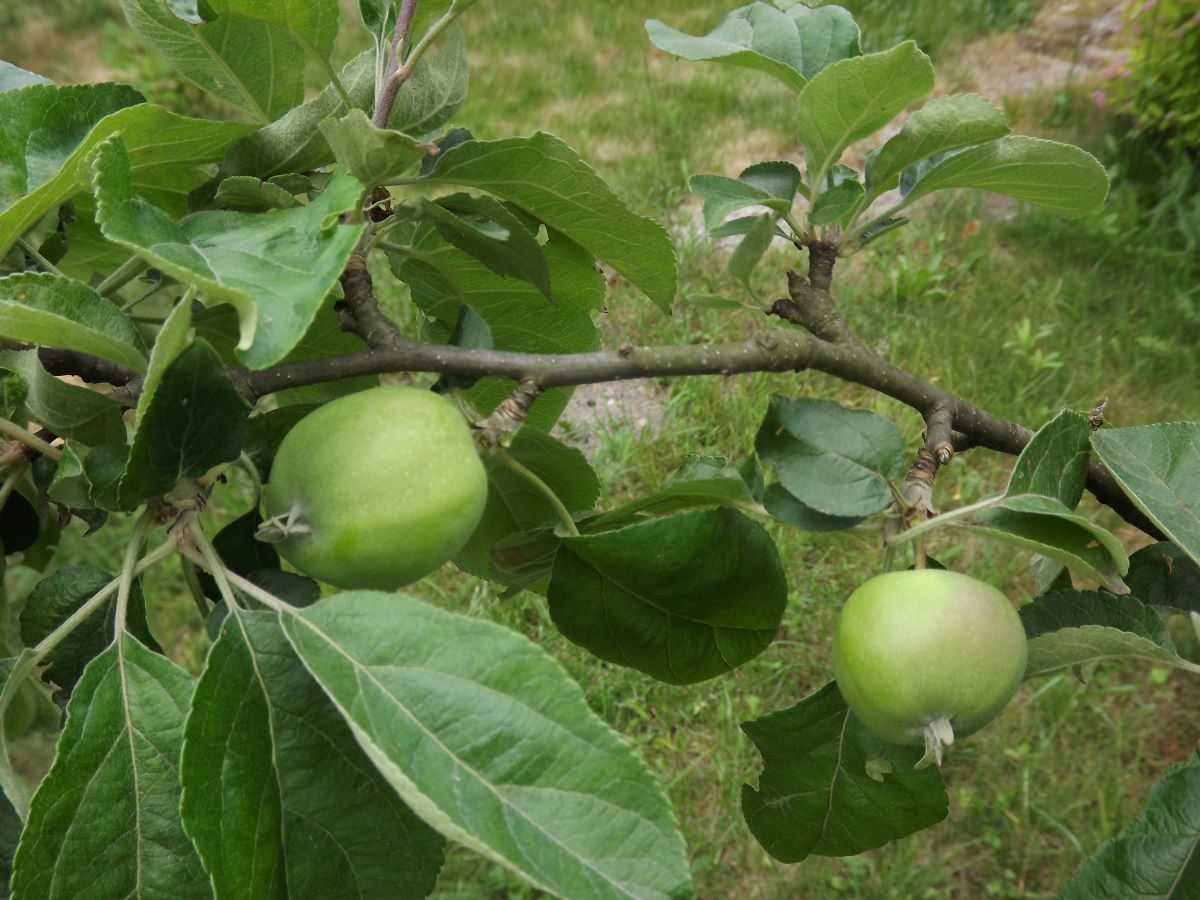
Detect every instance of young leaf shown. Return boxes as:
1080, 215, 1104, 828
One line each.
455, 429, 598, 579
212, 175, 301, 211
1126, 542, 1200, 614
863, 93, 1010, 208
1019, 589, 1199, 678
548, 508, 787, 684
741, 682, 948, 863
417, 132, 677, 313
646, 3, 860, 92
739, 160, 805, 200
899, 135, 1109, 219
690, 168, 797, 232
0, 99, 254, 257
755, 396, 906, 518
181, 609, 445, 899
809, 176, 863, 226
0, 272, 149, 372
221, 34, 465, 181
1059, 752, 1200, 899
20, 565, 158, 697
1091, 422, 1200, 568
118, 0, 340, 122
11, 637, 209, 897
93, 137, 366, 369
320, 109, 426, 186
728, 212, 778, 288
796, 42, 934, 180
1005, 409, 1091, 508
281, 591, 693, 899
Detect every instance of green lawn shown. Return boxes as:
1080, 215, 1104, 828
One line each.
3, 1, 1199, 897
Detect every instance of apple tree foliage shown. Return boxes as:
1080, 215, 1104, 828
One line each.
0, 1, 1196, 897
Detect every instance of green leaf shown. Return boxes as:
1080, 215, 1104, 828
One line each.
755, 395, 905, 518
417, 194, 553, 300
587, 454, 764, 530
971, 495, 1128, 591
0, 82, 143, 213
0, 788, 19, 894
899, 135, 1110, 218
93, 137, 366, 369
728, 212, 778, 288
549, 508, 787, 684
417, 132, 677, 313
221, 35, 465, 180
1019, 589, 1198, 678
741, 682, 948, 863
863, 93, 1010, 209
0, 62, 50, 93
1005, 409, 1091, 508
118, 340, 250, 509
282, 591, 693, 899
0, 272, 149, 372
763, 483, 862, 532
0, 349, 126, 446
796, 42, 934, 180
740, 160, 806, 200
690, 163, 799, 232
1127, 542, 1200, 614
809, 175, 863, 226
20, 564, 158, 696
118, 0, 338, 122
1091, 422, 1200, 568
213, 175, 301, 210
320, 109, 426, 187
1060, 752, 1200, 899
0, 100, 254, 257
181, 609, 445, 899
646, 3, 860, 92
387, 24, 471, 138
397, 223, 603, 429
456, 429, 598, 579
11, 638, 209, 898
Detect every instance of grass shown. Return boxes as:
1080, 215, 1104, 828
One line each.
3, 0, 1200, 897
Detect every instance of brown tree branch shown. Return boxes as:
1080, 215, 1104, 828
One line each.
226, 326, 1157, 537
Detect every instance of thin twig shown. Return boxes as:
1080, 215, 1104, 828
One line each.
95, 257, 149, 298
15, 239, 66, 278
114, 509, 154, 639
186, 516, 242, 611
0, 417, 61, 460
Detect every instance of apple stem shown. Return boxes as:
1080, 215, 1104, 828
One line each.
255, 506, 313, 544
916, 716, 955, 769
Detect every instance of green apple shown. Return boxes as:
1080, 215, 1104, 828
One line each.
264, 386, 488, 590
832, 569, 1027, 765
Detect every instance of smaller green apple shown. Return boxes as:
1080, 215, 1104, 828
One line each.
832, 569, 1027, 766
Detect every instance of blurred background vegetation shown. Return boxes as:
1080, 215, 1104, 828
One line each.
2, 0, 1199, 897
